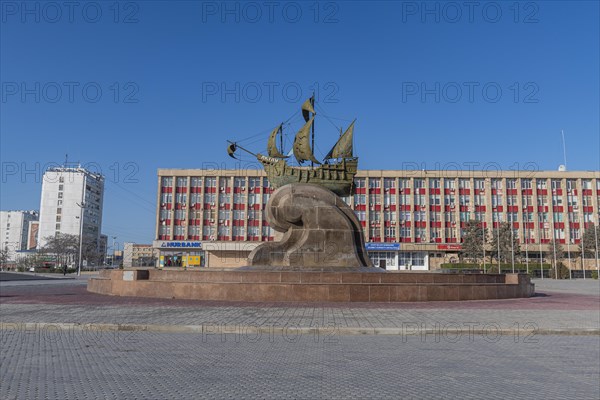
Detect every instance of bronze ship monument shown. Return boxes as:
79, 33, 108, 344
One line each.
227, 96, 358, 197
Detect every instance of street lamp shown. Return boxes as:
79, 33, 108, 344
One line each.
76, 201, 86, 276
112, 236, 117, 268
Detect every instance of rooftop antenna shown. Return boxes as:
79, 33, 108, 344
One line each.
64, 154, 68, 167
561, 130, 567, 171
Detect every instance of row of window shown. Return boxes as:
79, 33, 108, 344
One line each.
163, 176, 599, 191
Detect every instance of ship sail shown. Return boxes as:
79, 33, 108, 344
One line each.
293, 116, 321, 164
301, 96, 316, 122
324, 120, 355, 160
267, 124, 288, 158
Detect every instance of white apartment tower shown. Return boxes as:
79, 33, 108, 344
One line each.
37, 167, 105, 251
0, 210, 39, 261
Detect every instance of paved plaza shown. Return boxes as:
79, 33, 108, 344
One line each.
1, 274, 599, 399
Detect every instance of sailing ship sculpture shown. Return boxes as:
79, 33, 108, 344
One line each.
227, 97, 358, 197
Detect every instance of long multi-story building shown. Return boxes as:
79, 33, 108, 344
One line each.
37, 166, 105, 252
153, 169, 600, 270
0, 210, 39, 261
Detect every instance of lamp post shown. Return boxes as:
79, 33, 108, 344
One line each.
494, 205, 501, 272
112, 236, 117, 268
580, 211, 585, 280
76, 202, 86, 277
508, 212, 515, 273
482, 182, 486, 273
524, 196, 529, 275
595, 214, 599, 275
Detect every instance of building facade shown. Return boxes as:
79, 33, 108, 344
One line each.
0, 210, 39, 261
37, 167, 105, 252
123, 243, 160, 268
154, 169, 600, 270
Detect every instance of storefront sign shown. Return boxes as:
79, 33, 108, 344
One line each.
153, 241, 202, 249
437, 244, 462, 250
365, 243, 400, 251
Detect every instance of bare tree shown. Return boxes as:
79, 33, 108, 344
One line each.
489, 222, 521, 265
460, 220, 487, 265
580, 223, 599, 258
0, 247, 9, 271
41, 233, 79, 268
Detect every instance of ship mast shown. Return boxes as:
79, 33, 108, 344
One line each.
280, 122, 284, 155
310, 94, 315, 168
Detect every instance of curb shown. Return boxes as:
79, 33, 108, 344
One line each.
1, 322, 598, 337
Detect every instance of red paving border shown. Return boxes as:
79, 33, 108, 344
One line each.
1, 283, 598, 310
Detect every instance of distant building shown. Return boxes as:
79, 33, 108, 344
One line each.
123, 243, 159, 267
0, 210, 39, 261
37, 167, 105, 252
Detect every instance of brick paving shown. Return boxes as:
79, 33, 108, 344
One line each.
1, 277, 598, 399
1, 330, 598, 399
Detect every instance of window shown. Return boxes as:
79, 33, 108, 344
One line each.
384, 178, 395, 189
399, 179, 410, 189
474, 179, 485, 190
56, 208, 62, 214
176, 177, 188, 188
191, 177, 202, 187
161, 177, 173, 187
354, 194, 366, 205
369, 179, 381, 188
369, 194, 381, 205
59, 177, 64, 183
414, 179, 424, 189
458, 179, 470, 189
521, 179, 532, 189
506, 179, 517, 189
55, 224, 61, 230
551, 179, 561, 189
249, 177, 261, 188
58, 192, 63, 199
354, 210, 366, 221
354, 178, 365, 188
491, 179, 503, 190
429, 179, 440, 189
536, 179, 547, 189
444, 179, 456, 189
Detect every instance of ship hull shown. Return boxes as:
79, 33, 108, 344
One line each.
257, 154, 357, 197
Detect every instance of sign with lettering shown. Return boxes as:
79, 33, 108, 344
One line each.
437, 244, 462, 250
153, 241, 202, 249
365, 243, 400, 251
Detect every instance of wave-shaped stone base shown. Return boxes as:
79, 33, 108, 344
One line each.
248, 183, 373, 269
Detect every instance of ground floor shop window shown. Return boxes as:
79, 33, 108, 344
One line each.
368, 251, 397, 269
159, 251, 205, 268
397, 252, 428, 270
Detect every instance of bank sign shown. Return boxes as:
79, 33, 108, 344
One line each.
153, 241, 202, 249
365, 243, 400, 251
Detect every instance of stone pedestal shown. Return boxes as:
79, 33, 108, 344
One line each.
248, 183, 372, 269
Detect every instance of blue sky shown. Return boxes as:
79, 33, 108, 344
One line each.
1, 1, 599, 245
